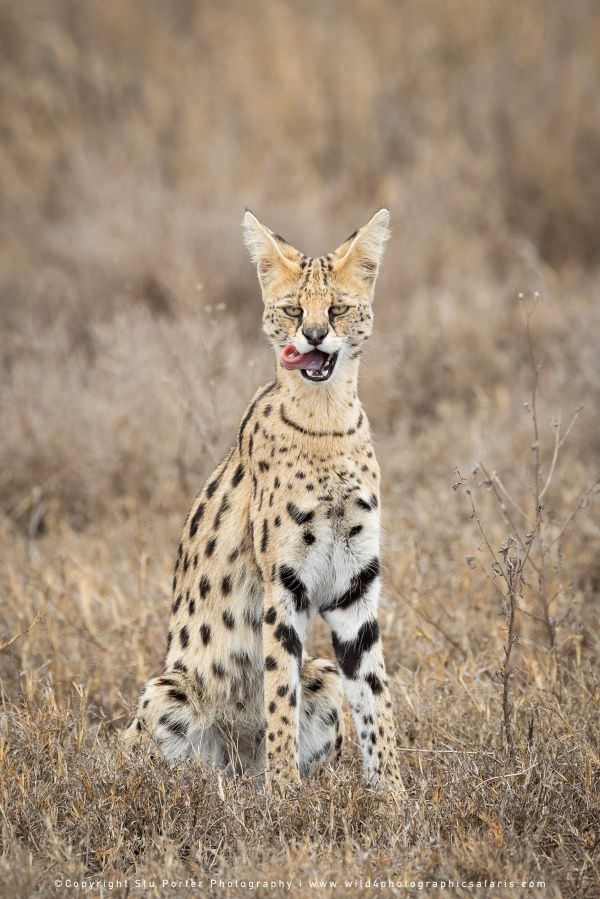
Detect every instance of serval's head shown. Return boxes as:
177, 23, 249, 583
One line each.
243, 209, 390, 384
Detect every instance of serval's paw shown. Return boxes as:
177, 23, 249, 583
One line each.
266, 763, 302, 797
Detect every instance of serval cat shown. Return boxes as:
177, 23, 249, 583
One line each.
123, 209, 404, 793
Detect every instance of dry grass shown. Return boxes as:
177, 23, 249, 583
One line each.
1, 2, 599, 897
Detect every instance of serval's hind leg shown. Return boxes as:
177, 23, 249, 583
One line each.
122, 668, 224, 765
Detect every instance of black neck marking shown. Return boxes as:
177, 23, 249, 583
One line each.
238, 381, 277, 451
279, 404, 363, 438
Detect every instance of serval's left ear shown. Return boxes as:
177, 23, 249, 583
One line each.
331, 208, 390, 287
243, 210, 302, 289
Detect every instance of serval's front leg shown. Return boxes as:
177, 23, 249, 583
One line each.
321, 561, 404, 791
261, 564, 309, 790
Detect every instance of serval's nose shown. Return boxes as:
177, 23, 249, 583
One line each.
302, 326, 329, 347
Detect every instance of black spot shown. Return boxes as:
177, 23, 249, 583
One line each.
244, 609, 262, 633
183, 554, 190, 574
222, 610, 235, 630
188, 597, 196, 615
168, 689, 188, 703
136, 720, 142, 732
274, 622, 302, 660
222, 575, 232, 596
179, 626, 189, 649
200, 623, 211, 645
265, 656, 278, 671
157, 677, 177, 687
289, 689, 297, 707
321, 558, 380, 612
232, 651, 251, 667
158, 714, 188, 738
199, 574, 211, 598
264, 606, 277, 625
264, 404, 272, 417
212, 661, 226, 678
274, 476, 281, 488
206, 478, 220, 498
189, 503, 206, 538
365, 672, 384, 695
258, 460, 270, 472
228, 548, 240, 563
307, 678, 323, 692
172, 659, 188, 673
205, 537, 217, 558
303, 530, 316, 545
231, 463, 245, 487
331, 619, 380, 679
277, 684, 289, 697
274, 515, 281, 527
261, 518, 269, 554
295, 471, 306, 480
348, 524, 363, 538
172, 594, 182, 614
286, 501, 314, 526
268, 701, 277, 714
195, 671, 205, 695
279, 565, 309, 612
213, 493, 230, 529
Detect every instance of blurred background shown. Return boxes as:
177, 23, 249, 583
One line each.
1, 0, 599, 528
1, 3, 599, 890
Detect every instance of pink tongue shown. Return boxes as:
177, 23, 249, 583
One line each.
281, 344, 327, 371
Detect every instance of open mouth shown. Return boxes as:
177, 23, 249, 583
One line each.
281, 345, 339, 382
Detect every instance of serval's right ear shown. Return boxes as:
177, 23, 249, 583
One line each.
243, 211, 302, 289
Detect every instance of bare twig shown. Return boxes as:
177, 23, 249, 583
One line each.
539, 405, 584, 501
0, 612, 41, 653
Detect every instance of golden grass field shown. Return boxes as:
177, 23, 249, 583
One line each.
1, 2, 599, 897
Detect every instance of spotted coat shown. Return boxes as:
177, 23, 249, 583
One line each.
123, 209, 404, 793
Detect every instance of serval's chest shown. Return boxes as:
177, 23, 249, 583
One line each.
249, 423, 381, 611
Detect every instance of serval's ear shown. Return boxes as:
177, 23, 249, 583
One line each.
331, 208, 390, 288
243, 210, 302, 288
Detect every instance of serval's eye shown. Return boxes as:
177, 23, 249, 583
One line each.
329, 305, 350, 317
283, 306, 303, 318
